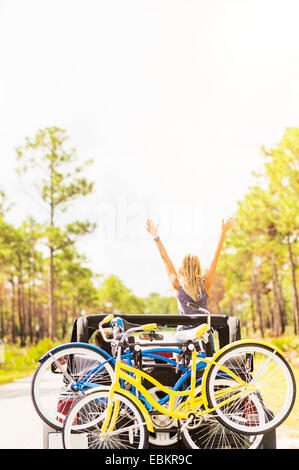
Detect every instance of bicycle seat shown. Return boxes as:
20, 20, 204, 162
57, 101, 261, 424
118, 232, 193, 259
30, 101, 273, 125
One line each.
175, 323, 209, 342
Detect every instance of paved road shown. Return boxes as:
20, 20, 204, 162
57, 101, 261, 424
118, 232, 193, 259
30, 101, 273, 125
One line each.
0, 375, 298, 449
0, 375, 43, 449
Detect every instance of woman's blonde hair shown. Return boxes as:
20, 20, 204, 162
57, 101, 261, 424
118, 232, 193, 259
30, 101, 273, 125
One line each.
178, 253, 204, 301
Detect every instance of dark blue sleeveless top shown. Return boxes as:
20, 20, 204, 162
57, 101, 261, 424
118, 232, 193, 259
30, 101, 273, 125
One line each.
177, 280, 209, 330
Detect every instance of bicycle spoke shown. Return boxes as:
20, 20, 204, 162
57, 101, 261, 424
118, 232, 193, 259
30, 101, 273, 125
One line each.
63, 390, 148, 449
206, 343, 295, 435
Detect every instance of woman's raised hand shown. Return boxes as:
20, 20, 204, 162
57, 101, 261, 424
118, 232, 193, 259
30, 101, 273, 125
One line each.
145, 218, 159, 238
222, 217, 237, 233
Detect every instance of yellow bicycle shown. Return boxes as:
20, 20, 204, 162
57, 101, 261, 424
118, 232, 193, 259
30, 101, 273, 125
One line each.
62, 315, 296, 449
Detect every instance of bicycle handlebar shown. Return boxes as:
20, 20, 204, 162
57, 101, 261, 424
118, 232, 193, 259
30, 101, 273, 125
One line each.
98, 314, 115, 342
98, 307, 211, 349
98, 314, 158, 346
141, 323, 157, 331
117, 322, 158, 346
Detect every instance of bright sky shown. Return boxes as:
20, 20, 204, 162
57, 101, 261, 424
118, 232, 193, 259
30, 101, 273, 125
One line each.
1, 0, 299, 297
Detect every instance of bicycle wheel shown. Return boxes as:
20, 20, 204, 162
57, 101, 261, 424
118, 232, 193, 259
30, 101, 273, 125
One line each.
31, 344, 114, 431
205, 342, 296, 435
181, 379, 264, 449
63, 389, 149, 449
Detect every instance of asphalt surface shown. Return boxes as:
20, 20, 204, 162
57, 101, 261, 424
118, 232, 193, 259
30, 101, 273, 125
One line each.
0, 375, 43, 449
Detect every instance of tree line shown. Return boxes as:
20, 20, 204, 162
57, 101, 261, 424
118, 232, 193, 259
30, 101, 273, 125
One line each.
0, 127, 177, 346
0, 126, 297, 345
213, 127, 299, 338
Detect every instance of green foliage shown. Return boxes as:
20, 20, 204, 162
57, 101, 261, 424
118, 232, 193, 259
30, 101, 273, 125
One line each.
0, 338, 60, 385
270, 335, 299, 352
16, 127, 95, 215
3, 339, 58, 366
218, 127, 299, 337
0, 125, 297, 348
13, 126, 97, 340
97, 276, 178, 315
26, 338, 59, 362
144, 292, 178, 315
97, 275, 146, 314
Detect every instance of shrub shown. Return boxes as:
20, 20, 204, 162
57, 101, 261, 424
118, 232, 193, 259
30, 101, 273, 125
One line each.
270, 335, 299, 352
26, 338, 58, 362
0, 338, 61, 385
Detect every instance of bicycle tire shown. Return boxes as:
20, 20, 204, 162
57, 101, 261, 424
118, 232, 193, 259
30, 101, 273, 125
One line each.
205, 342, 296, 435
181, 378, 264, 449
62, 389, 149, 449
31, 343, 115, 431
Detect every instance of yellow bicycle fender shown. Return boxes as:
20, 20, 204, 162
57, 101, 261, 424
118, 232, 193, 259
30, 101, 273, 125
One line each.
213, 339, 285, 359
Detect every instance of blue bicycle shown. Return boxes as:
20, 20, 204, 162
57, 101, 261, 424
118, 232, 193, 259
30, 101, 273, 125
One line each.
31, 314, 203, 431
31, 313, 264, 449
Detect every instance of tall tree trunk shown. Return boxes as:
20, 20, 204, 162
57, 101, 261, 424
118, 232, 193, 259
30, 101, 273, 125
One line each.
72, 297, 77, 318
10, 278, 16, 344
48, 162, 55, 341
20, 270, 27, 345
277, 279, 286, 334
287, 235, 299, 334
38, 304, 43, 342
29, 228, 36, 344
0, 295, 3, 339
61, 304, 68, 340
292, 288, 299, 335
252, 275, 264, 337
27, 286, 33, 344
48, 248, 55, 340
250, 294, 256, 333
266, 293, 274, 333
271, 253, 283, 336
17, 274, 26, 347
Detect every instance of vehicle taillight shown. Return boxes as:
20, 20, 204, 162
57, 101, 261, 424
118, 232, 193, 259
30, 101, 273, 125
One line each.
244, 398, 260, 426
57, 399, 75, 423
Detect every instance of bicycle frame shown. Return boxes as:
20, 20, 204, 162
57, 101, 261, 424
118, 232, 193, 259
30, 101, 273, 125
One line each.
40, 341, 212, 405
100, 349, 254, 434
74, 345, 205, 394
